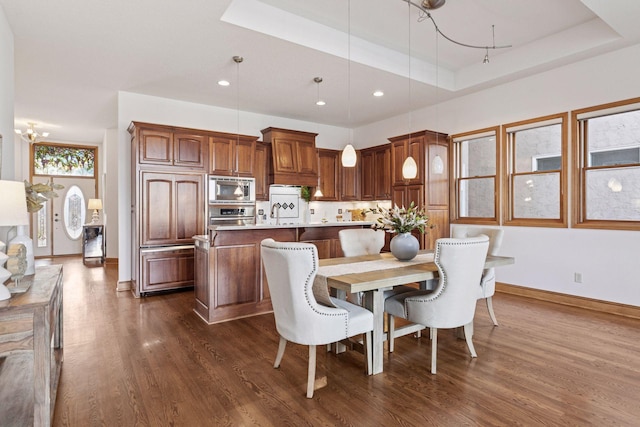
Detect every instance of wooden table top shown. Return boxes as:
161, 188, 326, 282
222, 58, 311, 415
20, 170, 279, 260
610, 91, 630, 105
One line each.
319, 251, 515, 294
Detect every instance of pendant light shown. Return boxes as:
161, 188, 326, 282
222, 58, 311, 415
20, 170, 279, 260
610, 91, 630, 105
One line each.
233, 55, 244, 197
313, 77, 324, 198
402, 1, 417, 181
341, 0, 357, 168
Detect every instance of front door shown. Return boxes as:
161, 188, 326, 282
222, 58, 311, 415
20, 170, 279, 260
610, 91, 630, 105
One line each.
32, 177, 96, 257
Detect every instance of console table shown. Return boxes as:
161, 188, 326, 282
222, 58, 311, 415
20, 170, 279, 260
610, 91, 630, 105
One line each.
82, 224, 105, 264
0, 265, 64, 426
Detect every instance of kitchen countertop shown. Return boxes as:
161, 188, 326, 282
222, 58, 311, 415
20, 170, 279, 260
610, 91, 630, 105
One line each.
206, 220, 374, 232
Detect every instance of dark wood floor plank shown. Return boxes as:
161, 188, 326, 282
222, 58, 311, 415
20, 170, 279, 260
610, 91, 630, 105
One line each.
39, 257, 640, 426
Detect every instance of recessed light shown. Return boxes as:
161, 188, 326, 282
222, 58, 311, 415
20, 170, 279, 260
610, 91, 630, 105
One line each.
316, 100, 326, 106
218, 80, 230, 86
373, 90, 384, 97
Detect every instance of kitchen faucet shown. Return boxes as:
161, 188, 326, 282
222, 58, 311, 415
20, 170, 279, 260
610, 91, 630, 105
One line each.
270, 203, 280, 225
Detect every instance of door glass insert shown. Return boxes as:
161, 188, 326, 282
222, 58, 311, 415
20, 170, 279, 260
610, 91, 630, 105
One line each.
63, 185, 86, 240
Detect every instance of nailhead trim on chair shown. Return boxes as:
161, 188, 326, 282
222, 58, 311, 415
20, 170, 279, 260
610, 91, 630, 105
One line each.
404, 238, 487, 314
263, 243, 349, 335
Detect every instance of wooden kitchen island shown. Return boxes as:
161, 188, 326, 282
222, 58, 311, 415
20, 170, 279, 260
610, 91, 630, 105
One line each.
193, 222, 371, 324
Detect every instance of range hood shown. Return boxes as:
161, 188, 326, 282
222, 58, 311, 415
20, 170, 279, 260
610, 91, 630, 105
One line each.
261, 127, 318, 187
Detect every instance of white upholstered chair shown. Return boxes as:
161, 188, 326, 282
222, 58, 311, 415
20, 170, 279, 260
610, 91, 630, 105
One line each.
260, 238, 374, 398
338, 228, 416, 306
451, 225, 504, 326
384, 236, 489, 374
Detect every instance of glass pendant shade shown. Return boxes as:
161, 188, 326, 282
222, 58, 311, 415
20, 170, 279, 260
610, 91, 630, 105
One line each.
432, 154, 444, 174
402, 156, 418, 179
341, 144, 357, 167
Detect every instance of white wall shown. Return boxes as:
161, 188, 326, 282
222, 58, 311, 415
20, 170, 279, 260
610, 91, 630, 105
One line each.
356, 43, 640, 307
0, 5, 15, 179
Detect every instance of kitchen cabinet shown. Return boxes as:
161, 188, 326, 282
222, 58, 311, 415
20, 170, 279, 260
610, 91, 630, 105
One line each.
261, 127, 318, 187
131, 123, 207, 170
194, 224, 367, 324
389, 129, 449, 250
390, 133, 425, 186
315, 149, 339, 201
361, 145, 391, 200
340, 151, 360, 201
209, 133, 257, 177
140, 171, 204, 246
254, 142, 272, 201
140, 246, 195, 295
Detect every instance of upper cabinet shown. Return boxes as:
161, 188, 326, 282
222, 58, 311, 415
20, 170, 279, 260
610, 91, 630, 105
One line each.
316, 149, 339, 201
254, 142, 272, 201
209, 133, 257, 177
129, 122, 208, 170
361, 145, 391, 200
261, 127, 318, 187
340, 151, 360, 201
390, 133, 425, 186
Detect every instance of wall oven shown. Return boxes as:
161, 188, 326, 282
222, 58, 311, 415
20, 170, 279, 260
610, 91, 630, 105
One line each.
208, 204, 256, 226
208, 175, 255, 204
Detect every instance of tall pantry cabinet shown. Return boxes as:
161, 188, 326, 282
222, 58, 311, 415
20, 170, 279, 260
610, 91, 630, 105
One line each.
389, 130, 449, 250
129, 122, 207, 297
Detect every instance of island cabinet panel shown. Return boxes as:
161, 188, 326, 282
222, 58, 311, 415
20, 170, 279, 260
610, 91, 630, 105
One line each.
194, 225, 367, 324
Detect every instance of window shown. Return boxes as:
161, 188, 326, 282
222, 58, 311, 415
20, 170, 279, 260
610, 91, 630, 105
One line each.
32, 142, 96, 177
451, 127, 500, 224
503, 113, 568, 227
572, 97, 640, 230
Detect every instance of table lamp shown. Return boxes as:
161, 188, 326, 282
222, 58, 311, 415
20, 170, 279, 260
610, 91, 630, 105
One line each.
88, 198, 103, 224
0, 180, 30, 300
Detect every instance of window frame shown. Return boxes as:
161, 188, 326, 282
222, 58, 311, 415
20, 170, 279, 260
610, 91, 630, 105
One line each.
450, 126, 501, 225
502, 112, 568, 228
572, 97, 640, 231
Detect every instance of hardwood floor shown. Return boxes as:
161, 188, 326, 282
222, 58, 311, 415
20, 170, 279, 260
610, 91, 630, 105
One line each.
43, 256, 640, 426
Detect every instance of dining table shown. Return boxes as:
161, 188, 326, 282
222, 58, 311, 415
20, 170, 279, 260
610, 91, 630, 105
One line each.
315, 250, 515, 375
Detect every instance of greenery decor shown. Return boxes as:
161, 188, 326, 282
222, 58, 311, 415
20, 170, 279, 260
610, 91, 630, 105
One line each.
300, 186, 312, 203
24, 179, 64, 213
371, 202, 429, 234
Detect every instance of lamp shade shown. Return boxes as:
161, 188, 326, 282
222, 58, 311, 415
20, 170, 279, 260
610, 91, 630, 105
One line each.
0, 180, 29, 226
341, 144, 357, 167
402, 157, 418, 180
87, 198, 103, 210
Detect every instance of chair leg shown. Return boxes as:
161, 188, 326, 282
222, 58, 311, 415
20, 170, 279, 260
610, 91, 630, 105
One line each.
388, 314, 395, 353
274, 336, 287, 368
364, 331, 373, 376
430, 328, 438, 374
486, 297, 499, 326
464, 323, 477, 358
307, 345, 317, 398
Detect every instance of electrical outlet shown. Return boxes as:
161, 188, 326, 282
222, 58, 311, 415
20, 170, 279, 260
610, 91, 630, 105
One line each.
258, 209, 264, 215
338, 209, 343, 214
310, 209, 315, 214
574, 272, 582, 283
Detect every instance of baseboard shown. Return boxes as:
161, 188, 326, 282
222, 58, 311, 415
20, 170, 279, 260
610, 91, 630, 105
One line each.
496, 282, 640, 320
116, 280, 131, 292
105, 257, 118, 266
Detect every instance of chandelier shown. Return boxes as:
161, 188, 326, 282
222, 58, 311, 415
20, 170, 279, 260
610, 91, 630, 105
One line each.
15, 122, 50, 143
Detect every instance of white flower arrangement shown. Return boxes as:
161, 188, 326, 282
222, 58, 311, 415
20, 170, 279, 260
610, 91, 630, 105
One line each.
371, 202, 429, 234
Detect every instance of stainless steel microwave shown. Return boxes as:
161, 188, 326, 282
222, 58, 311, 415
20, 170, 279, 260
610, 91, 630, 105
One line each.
208, 175, 255, 204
